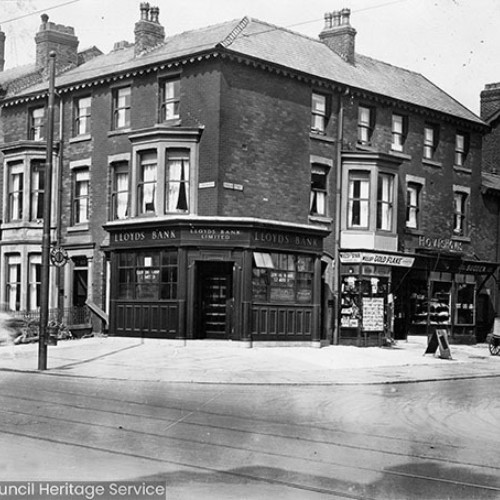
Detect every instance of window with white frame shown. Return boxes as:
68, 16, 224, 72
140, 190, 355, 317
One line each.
28, 107, 45, 141
74, 96, 91, 136
376, 173, 394, 231
138, 151, 157, 215
310, 165, 328, 217
6, 254, 21, 311
73, 168, 90, 224
112, 86, 131, 130
111, 162, 129, 220
455, 132, 469, 167
160, 78, 180, 121
391, 114, 407, 152
8, 162, 24, 222
423, 123, 439, 160
453, 189, 469, 236
406, 182, 422, 229
311, 93, 327, 133
165, 149, 189, 213
28, 254, 41, 311
30, 160, 45, 221
348, 171, 370, 228
358, 105, 374, 144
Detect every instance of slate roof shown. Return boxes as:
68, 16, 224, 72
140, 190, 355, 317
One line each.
3, 17, 483, 125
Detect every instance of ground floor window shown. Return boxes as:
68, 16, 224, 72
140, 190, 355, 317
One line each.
117, 250, 178, 301
252, 253, 313, 304
6, 254, 21, 311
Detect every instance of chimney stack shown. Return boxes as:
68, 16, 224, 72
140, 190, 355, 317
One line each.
480, 83, 500, 121
0, 26, 5, 71
134, 3, 165, 56
319, 8, 356, 64
35, 14, 79, 71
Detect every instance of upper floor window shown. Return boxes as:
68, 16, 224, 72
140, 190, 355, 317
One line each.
376, 173, 394, 231
358, 105, 374, 144
406, 182, 422, 229
348, 171, 370, 228
28, 107, 45, 141
8, 162, 23, 222
310, 165, 328, 217
311, 93, 327, 133
455, 132, 469, 167
112, 86, 131, 130
73, 168, 90, 224
423, 123, 439, 160
453, 189, 469, 236
165, 149, 189, 213
30, 160, 45, 221
391, 114, 407, 152
160, 78, 180, 121
74, 96, 91, 136
137, 151, 158, 215
111, 162, 129, 220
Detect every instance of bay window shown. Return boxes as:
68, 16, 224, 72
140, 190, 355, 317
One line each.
30, 160, 45, 221
8, 162, 24, 222
376, 173, 394, 231
6, 254, 21, 311
348, 171, 370, 228
165, 149, 189, 213
138, 151, 157, 215
28, 254, 42, 311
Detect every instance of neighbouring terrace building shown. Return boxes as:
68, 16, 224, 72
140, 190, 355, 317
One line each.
0, 5, 498, 346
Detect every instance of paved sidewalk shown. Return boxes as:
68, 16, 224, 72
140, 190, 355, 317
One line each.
0, 335, 499, 384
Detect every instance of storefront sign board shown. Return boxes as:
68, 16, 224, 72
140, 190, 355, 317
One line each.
340, 252, 414, 268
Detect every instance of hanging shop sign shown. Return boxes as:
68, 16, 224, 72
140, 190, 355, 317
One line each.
339, 252, 414, 268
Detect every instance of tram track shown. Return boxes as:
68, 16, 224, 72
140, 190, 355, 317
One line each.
0, 382, 499, 498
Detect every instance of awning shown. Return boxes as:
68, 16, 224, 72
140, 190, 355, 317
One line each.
253, 252, 274, 269
482, 172, 500, 196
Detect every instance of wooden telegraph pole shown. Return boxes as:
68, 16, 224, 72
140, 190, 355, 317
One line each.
38, 51, 56, 370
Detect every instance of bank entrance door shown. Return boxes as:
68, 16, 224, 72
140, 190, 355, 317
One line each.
197, 262, 233, 339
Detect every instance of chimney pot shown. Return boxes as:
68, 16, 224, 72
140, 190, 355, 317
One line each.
140, 2, 150, 21
41, 13, 49, 24
150, 6, 159, 24
323, 12, 332, 30
332, 11, 341, 27
340, 8, 351, 25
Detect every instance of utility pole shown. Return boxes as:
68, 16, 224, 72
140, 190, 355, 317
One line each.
38, 51, 56, 371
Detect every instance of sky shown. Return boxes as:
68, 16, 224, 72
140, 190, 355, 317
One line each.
1, 0, 499, 115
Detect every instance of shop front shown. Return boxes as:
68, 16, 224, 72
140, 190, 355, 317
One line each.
394, 235, 499, 344
338, 251, 415, 346
104, 218, 328, 345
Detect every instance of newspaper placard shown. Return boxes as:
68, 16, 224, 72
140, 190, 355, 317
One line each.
362, 297, 385, 331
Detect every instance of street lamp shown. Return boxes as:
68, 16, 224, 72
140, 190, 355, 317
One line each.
38, 51, 56, 370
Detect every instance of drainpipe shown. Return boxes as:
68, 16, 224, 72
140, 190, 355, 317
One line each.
332, 88, 347, 345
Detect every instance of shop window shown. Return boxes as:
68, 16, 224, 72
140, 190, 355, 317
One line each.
28, 254, 41, 311
28, 106, 45, 141
429, 281, 451, 325
159, 77, 180, 122
376, 173, 394, 231
117, 250, 177, 301
406, 182, 421, 229
453, 189, 469, 236
423, 123, 439, 160
30, 160, 45, 221
138, 151, 157, 215
111, 162, 129, 220
72, 168, 90, 224
165, 149, 189, 213
348, 171, 370, 228
311, 93, 327, 133
310, 165, 328, 217
455, 132, 469, 167
7, 162, 24, 222
455, 281, 475, 325
252, 253, 313, 304
358, 105, 375, 144
391, 114, 407, 152
112, 86, 131, 130
5, 254, 21, 311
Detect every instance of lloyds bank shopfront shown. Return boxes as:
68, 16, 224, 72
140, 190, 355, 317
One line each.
104, 218, 329, 345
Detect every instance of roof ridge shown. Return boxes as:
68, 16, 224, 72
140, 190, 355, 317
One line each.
218, 16, 250, 48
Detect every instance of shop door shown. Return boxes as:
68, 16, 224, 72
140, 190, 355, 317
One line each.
197, 262, 233, 339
